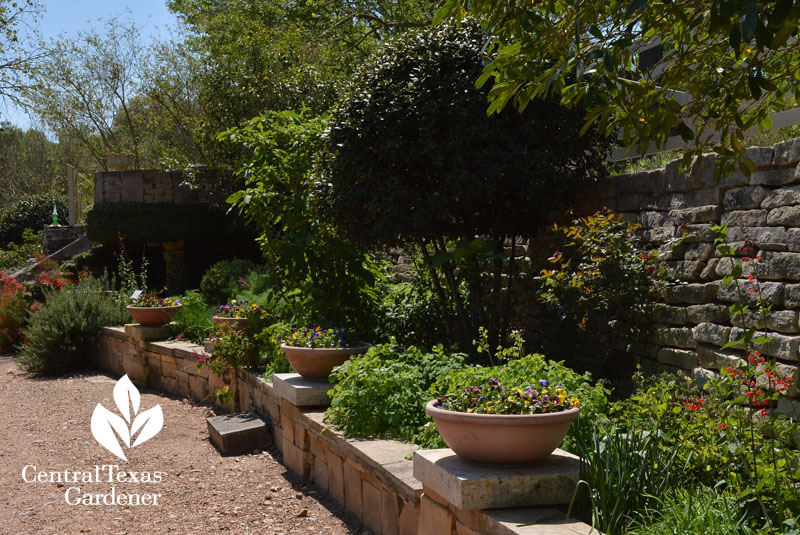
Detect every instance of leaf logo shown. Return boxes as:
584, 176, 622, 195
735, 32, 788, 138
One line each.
91, 375, 163, 461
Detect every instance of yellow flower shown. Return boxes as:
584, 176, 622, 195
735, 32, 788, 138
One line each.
292, 332, 299, 339
569, 397, 580, 408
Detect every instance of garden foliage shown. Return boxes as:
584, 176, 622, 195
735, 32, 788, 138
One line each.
19, 276, 129, 375
326, 342, 466, 444
0, 272, 28, 352
0, 193, 66, 246
319, 20, 613, 353
199, 258, 257, 307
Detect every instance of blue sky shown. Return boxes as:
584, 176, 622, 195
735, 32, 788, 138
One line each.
4, 0, 180, 128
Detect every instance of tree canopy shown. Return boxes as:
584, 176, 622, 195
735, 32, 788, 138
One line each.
436, 0, 800, 175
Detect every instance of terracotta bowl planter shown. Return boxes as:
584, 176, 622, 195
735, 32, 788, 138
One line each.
126, 304, 182, 327
280, 343, 371, 380
426, 400, 580, 465
212, 316, 248, 332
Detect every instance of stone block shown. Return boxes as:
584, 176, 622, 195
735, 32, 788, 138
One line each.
727, 226, 787, 250
294, 420, 310, 450
724, 187, 767, 210
786, 284, 800, 308
413, 449, 580, 510
668, 205, 720, 224
456, 521, 481, 535
398, 501, 420, 535
639, 211, 669, 228
283, 440, 312, 479
720, 171, 750, 189
125, 324, 173, 342
777, 395, 800, 417
686, 303, 730, 324
273, 373, 334, 407
721, 209, 768, 227
751, 167, 797, 186
684, 244, 716, 261
328, 452, 346, 506
280, 410, 295, 446
418, 494, 455, 535
692, 322, 731, 346
755, 251, 800, 280
746, 146, 776, 168
697, 345, 744, 370
120, 172, 144, 202
648, 326, 696, 348
718, 280, 784, 307
699, 259, 720, 280
762, 185, 800, 209
773, 138, 800, 166
484, 507, 597, 535
768, 205, 800, 226
649, 303, 688, 325
683, 223, 716, 243
642, 225, 677, 244
362, 480, 384, 534
766, 311, 800, 333
344, 460, 364, 520
265, 396, 281, 424
382, 490, 401, 535
662, 282, 719, 304
207, 413, 272, 455
313, 456, 329, 492
690, 366, 720, 387
657, 347, 697, 369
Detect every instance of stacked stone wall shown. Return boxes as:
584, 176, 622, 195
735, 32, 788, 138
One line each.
592, 137, 800, 413
93, 170, 198, 204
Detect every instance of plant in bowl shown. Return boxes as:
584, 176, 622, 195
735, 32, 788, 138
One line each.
126, 295, 182, 327
278, 325, 370, 380
427, 377, 580, 465
213, 299, 269, 332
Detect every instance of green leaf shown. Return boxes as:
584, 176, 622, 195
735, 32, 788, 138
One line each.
677, 122, 694, 142
588, 24, 603, 40
748, 74, 763, 100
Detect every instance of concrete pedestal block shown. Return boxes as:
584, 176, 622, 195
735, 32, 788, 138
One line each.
413, 448, 580, 510
125, 323, 173, 342
207, 412, 272, 455
273, 373, 334, 407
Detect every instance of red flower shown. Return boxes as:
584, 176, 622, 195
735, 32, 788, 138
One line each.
717, 423, 728, 430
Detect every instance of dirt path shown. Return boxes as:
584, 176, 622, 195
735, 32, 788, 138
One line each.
0, 356, 364, 535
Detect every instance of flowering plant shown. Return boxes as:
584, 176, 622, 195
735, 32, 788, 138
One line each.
278, 325, 351, 348
129, 295, 180, 307
215, 299, 269, 319
434, 377, 579, 415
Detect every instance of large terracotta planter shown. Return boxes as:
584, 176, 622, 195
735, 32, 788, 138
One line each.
426, 400, 579, 465
213, 316, 248, 332
126, 304, 181, 327
280, 343, 371, 380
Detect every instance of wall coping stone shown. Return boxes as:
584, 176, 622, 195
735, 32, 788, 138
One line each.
483, 507, 598, 535
273, 373, 334, 407
300, 409, 423, 505
413, 449, 580, 510
100, 325, 128, 340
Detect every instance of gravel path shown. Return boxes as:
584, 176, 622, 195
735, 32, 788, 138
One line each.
0, 356, 364, 535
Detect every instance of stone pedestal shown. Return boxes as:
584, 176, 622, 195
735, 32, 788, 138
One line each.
207, 412, 272, 455
413, 448, 581, 510
273, 373, 334, 407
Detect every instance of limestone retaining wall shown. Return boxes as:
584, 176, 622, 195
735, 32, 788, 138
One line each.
593, 139, 800, 413
93, 170, 199, 204
95, 327, 595, 535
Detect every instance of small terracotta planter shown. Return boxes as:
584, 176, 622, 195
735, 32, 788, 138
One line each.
213, 316, 248, 332
126, 305, 182, 327
426, 400, 580, 465
280, 343, 371, 380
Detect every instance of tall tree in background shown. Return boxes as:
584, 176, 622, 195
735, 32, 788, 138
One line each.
168, 0, 437, 171
0, 0, 44, 112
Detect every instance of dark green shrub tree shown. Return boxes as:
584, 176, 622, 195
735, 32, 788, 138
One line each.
200, 258, 257, 307
319, 21, 613, 352
0, 193, 67, 246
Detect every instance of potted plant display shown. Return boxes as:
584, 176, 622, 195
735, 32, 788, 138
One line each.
212, 300, 269, 332
126, 295, 182, 327
279, 326, 370, 380
426, 378, 580, 465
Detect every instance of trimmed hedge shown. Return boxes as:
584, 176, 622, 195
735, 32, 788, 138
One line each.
86, 203, 253, 244
0, 194, 67, 246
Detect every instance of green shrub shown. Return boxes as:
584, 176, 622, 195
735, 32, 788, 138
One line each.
19, 277, 129, 375
200, 258, 257, 307
375, 276, 447, 348
0, 229, 43, 270
0, 193, 67, 246
326, 342, 466, 443
171, 290, 215, 344
628, 487, 756, 535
